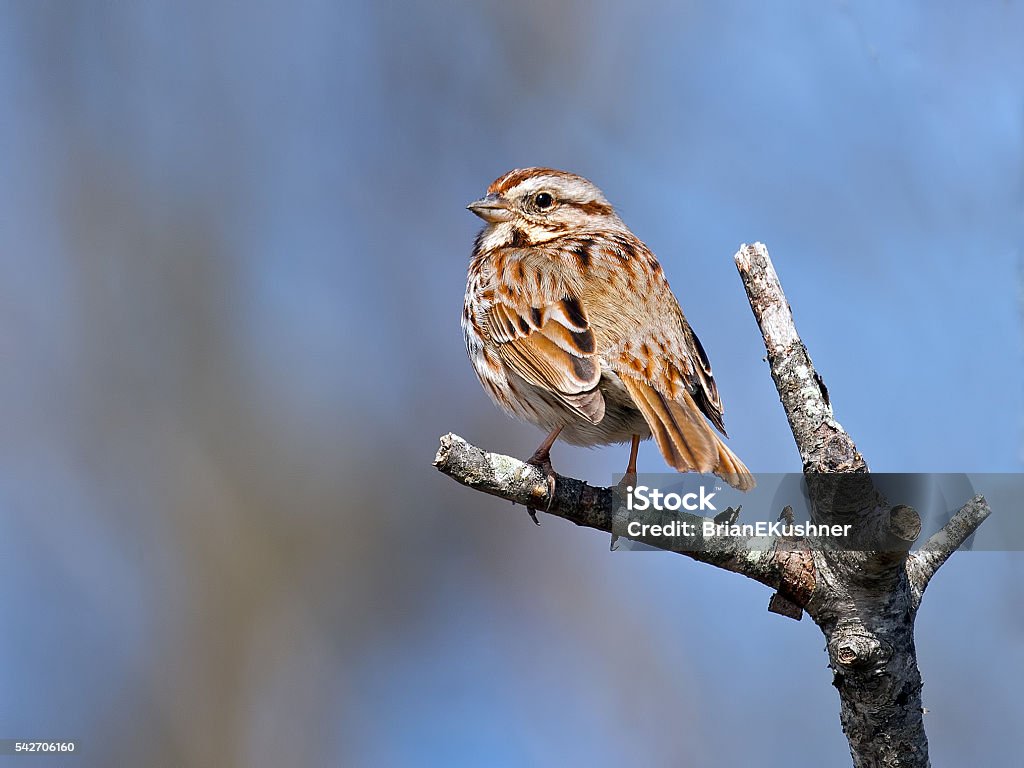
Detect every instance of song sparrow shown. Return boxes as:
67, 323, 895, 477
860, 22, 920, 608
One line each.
463, 168, 754, 509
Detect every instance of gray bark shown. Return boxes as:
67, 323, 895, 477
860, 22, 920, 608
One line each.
435, 242, 990, 767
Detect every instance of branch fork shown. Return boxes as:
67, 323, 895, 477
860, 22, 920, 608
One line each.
435, 242, 990, 767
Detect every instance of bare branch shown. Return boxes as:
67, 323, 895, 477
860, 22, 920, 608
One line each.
434, 432, 611, 529
735, 243, 866, 474
439, 242, 992, 768
906, 495, 991, 605
435, 433, 815, 604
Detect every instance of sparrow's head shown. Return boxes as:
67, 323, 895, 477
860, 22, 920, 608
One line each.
468, 168, 621, 245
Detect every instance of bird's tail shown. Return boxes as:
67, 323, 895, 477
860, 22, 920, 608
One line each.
620, 376, 755, 491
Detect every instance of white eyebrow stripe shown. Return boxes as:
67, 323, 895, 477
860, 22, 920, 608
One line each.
509, 175, 611, 207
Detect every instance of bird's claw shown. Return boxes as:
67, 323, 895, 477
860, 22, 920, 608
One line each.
610, 472, 636, 550
525, 451, 557, 524
618, 471, 637, 492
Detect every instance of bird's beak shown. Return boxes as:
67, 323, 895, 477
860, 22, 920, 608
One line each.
467, 193, 513, 223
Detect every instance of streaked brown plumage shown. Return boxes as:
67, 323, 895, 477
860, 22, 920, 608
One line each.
463, 168, 754, 491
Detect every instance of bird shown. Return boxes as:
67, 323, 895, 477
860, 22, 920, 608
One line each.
462, 168, 754, 519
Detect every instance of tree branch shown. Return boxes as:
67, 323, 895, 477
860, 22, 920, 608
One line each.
735, 243, 866, 474
437, 241, 991, 768
434, 432, 815, 606
906, 495, 991, 606
434, 432, 611, 530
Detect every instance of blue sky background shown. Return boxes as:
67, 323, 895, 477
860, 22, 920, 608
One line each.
1, 2, 1022, 766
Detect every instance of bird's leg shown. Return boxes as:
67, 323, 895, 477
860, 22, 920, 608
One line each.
611, 434, 642, 550
623, 433, 640, 489
525, 425, 563, 524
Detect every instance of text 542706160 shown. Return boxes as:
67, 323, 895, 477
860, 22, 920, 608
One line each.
0, 740, 77, 755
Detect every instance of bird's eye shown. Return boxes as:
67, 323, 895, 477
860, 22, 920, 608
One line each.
534, 192, 554, 210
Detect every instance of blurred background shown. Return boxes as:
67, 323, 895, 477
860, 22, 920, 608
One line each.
1, 2, 1022, 766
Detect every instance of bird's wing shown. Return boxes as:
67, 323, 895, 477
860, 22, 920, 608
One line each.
678, 322, 726, 435
487, 294, 605, 424
608, 259, 751, 489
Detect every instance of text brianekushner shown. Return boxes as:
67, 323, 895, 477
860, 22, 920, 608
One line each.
624, 520, 853, 539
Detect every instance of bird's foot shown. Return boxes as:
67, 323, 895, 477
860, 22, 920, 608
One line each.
610, 471, 637, 550
525, 449, 557, 525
